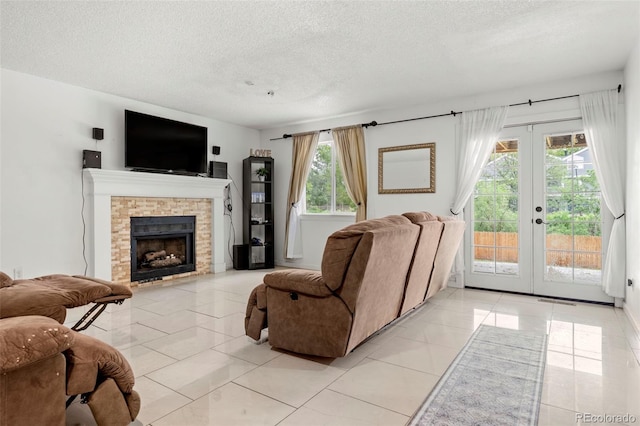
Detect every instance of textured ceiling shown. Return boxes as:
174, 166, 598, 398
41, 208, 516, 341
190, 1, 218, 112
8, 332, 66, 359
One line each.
1, 1, 639, 130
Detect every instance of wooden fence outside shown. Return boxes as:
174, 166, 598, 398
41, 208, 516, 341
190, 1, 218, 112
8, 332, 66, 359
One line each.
474, 232, 602, 269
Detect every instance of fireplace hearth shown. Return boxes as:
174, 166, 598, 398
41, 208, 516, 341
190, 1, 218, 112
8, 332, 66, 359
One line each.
130, 215, 196, 282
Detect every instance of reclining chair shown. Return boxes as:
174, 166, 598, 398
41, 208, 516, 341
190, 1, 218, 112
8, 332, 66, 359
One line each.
245, 215, 420, 357
0, 315, 140, 426
0, 272, 132, 331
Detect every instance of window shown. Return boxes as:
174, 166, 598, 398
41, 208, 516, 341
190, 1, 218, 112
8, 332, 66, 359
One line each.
304, 140, 356, 214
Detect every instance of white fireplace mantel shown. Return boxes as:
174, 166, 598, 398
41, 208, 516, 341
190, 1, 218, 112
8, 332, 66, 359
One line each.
83, 168, 231, 281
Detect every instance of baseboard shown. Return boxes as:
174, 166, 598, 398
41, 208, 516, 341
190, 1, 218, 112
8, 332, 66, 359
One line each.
623, 301, 640, 335
212, 262, 227, 273
447, 271, 464, 289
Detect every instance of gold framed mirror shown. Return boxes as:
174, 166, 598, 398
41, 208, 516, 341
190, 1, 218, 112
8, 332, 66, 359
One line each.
378, 143, 435, 194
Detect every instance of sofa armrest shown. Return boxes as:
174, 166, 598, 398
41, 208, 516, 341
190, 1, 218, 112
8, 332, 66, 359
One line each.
264, 270, 334, 297
0, 271, 13, 288
0, 316, 74, 374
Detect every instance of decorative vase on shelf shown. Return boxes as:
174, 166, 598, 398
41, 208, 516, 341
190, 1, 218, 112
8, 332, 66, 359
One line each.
257, 175, 265, 182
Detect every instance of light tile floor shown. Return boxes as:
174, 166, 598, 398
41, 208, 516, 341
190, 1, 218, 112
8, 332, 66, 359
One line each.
65, 270, 640, 425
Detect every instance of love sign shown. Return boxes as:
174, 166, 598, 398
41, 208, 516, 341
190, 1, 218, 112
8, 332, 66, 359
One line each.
250, 149, 272, 158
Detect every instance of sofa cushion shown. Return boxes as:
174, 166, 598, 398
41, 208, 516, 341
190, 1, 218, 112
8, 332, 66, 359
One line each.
65, 331, 135, 395
427, 218, 466, 299
71, 275, 132, 299
400, 217, 444, 315
31, 275, 119, 304
0, 316, 74, 374
0, 275, 117, 323
321, 215, 412, 291
264, 269, 333, 297
402, 211, 439, 223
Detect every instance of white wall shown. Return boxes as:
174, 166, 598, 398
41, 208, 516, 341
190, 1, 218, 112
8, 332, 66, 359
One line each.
624, 35, 640, 330
0, 76, 3, 270
260, 71, 623, 271
0, 69, 258, 278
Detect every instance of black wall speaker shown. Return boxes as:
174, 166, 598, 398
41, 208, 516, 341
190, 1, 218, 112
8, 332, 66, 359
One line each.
92, 128, 104, 140
82, 150, 102, 169
212, 146, 221, 155
208, 161, 227, 178
233, 244, 249, 270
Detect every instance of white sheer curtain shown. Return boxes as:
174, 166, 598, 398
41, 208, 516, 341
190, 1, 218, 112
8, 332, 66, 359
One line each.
580, 89, 625, 298
451, 106, 510, 215
451, 106, 509, 280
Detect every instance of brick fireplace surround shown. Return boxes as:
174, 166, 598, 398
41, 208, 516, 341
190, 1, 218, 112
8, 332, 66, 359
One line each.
83, 169, 231, 286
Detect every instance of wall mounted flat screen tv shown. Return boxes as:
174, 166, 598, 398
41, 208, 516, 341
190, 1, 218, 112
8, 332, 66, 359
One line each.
125, 110, 207, 175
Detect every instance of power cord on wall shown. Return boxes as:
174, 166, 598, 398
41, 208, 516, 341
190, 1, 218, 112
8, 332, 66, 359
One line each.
227, 171, 249, 213
79, 132, 102, 276
224, 171, 250, 266
224, 183, 236, 262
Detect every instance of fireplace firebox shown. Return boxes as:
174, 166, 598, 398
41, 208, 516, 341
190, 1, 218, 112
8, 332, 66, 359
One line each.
130, 216, 196, 282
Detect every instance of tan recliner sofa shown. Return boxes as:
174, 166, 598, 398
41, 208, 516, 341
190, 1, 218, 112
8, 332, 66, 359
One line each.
0, 315, 141, 426
245, 212, 465, 358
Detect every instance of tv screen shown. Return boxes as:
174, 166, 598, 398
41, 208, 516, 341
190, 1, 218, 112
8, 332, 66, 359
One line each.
125, 110, 207, 175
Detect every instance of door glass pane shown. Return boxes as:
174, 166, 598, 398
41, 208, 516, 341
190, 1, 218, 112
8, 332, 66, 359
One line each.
496, 196, 518, 220
475, 246, 496, 274
546, 250, 574, 281
474, 196, 496, 221
497, 248, 519, 274
544, 132, 602, 284
546, 166, 568, 193
473, 140, 519, 276
496, 225, 518, 247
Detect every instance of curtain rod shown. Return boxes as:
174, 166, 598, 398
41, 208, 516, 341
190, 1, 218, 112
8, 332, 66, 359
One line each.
270, 84, 621, 141
268, 121, 378, 141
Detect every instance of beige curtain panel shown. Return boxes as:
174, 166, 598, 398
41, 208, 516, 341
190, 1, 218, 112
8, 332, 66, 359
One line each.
284, 132, 319, 259
333, 125, 368, 221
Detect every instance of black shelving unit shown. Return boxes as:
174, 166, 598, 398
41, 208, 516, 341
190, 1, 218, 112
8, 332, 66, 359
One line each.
243, 156, 274, 269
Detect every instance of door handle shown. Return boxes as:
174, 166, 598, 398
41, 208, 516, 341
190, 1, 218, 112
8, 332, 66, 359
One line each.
535, 218, 545, 225
535, 206, 543, 212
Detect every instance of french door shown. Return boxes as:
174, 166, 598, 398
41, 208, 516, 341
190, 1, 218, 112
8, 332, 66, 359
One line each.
466, 120, 613, 303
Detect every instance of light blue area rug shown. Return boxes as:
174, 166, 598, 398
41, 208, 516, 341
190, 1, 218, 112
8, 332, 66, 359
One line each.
409, 325, 548, 426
